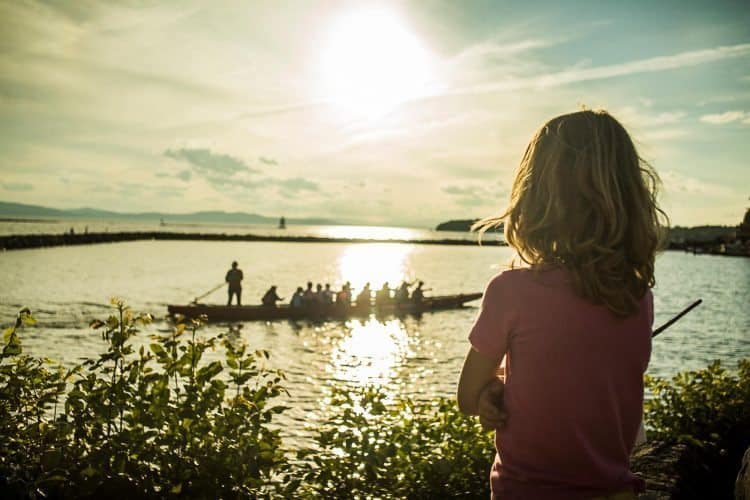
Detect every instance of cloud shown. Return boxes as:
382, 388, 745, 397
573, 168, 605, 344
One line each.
442, 183, 505, 207
163, 147, 317, 196
271, 177, 320, 199
661, 170, 734, 197
437, 43, 750, 100
1, 182, 33, 192
700, 111, 750, 125
164, 148, 258, 176
234, 43, 750, 121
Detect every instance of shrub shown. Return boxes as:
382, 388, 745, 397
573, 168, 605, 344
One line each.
296, 385, 494, 499
645, 359, 750, 497
0, 301, 292, 499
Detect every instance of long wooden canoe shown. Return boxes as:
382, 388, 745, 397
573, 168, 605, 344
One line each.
167, 293, 482, 322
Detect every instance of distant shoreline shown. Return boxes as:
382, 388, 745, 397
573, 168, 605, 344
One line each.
0, 231, 505, 251
1, 231, 746, 257
0, 217, 59, 223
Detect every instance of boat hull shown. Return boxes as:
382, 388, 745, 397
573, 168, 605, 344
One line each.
167, 293, 482, 322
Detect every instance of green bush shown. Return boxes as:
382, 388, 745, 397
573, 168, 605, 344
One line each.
645, 359, 750, 448
645, 359, 750, 496
0, 301, 291, 499
296, 386, 494, 499
6, 301, 745, 499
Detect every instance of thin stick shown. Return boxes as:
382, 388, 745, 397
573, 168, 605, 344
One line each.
652, 299, 702, 337
192, 282, 226, 304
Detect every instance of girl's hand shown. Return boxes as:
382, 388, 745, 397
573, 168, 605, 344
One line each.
478, 377, 507, 431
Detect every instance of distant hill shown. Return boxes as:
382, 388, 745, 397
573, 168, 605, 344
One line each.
667, 225, 738, 243
0, 201, 335, 226
435, 219, 507, 232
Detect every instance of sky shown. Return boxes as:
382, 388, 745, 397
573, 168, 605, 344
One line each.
0, 0, 748, 228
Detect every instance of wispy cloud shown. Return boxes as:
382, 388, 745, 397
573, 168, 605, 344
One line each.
273, 177, 318, 193
235, 43, 750, 120
661, 170, 734, 197
2, 182, 33, 192
164, 148, 258, 176
442, 182, 507, 207
451, 43, 750, 97
700, 110, 750, 125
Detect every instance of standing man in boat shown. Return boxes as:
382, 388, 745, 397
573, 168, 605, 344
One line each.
225, 261, 244, 306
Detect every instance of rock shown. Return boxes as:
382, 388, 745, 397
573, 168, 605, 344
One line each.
631, 440, 711, 499
736, 446, 750, 500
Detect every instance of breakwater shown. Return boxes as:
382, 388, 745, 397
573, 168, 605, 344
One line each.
0, 231, 504, 251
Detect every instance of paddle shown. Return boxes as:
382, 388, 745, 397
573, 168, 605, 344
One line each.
652, 299, 702, 337
192, 282, 226, 304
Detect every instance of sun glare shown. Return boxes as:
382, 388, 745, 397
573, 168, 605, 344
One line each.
318, 7, 434, 119
337, 243, 414, 293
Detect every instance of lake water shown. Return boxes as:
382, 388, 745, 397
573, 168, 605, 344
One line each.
1, 237, 748, 446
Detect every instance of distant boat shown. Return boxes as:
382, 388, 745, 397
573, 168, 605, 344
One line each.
278, 216, 286, 229
167, 292, 482, 322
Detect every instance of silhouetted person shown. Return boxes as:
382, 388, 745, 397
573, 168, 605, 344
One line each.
411, 281, 425, 304
395, 281, 411, 304
336, 282, 352, 305
376, 282, 392, 306
262, 285, 283, 307
225, 261, 243, 306
302, 282, 315, 307
356, 282, 371, 307
290, 287, 304, 308
323, 283, 334, 304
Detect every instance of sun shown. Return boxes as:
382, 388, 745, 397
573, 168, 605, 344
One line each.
318, 7, 434, 119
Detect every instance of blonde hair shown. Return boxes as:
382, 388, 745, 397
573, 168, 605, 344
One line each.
476, 109, 668, 317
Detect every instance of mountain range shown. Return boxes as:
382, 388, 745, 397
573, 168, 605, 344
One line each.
0, 201, 336, 226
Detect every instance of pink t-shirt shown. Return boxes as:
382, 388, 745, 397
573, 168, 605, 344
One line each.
469, 268, 652, 500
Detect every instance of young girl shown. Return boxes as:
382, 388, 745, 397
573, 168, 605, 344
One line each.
457, 110, 666, 499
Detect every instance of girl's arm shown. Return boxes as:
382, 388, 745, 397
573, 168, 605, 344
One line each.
457, 347, 501, 415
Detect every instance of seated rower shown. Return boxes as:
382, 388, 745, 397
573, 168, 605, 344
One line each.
375, 282, 392, 307
323, 283, 335, 304
411, 281, 425, 303
394, 281, 411, 304
356, 282, 372, 307
262, 285, 284, 307
302, 282, 315, 307
314, 283, 325, 304
336, 282, 352, 305
290, 287, 304, 308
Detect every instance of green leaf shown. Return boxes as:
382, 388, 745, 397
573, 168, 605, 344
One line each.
196, 361, 223, 384
150, 343, 166, 357
20, 312, 36, 326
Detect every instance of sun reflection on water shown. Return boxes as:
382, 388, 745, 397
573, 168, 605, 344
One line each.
329, 318, 412, 387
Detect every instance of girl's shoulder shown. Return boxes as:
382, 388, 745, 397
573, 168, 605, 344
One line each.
490, 266, 565, 287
